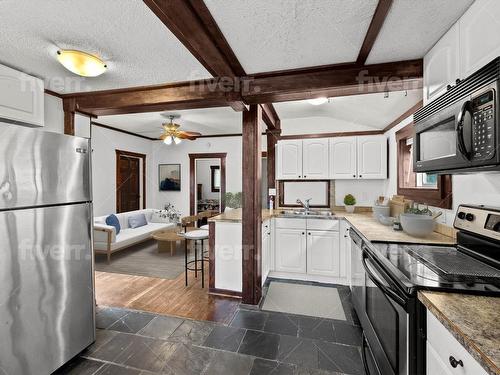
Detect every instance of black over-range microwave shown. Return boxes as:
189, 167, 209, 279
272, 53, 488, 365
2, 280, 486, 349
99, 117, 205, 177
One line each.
414, 57, 500, 174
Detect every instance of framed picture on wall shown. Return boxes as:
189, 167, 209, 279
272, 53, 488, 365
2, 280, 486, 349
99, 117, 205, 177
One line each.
159, 164, 181, 191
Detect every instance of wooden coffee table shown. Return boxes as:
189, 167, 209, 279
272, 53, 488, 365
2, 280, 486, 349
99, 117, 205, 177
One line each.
152, 228, 196, 256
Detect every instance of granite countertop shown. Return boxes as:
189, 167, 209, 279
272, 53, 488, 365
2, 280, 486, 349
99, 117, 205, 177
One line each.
418, 291, 500, 375
210, 209, 455, 245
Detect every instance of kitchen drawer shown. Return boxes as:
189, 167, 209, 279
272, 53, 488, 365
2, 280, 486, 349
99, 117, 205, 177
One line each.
275, 218, 306, 229
307, 219, 339, 231
426, 311, 487, 375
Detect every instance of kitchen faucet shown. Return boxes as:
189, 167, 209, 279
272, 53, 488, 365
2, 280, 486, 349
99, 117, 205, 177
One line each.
296, 198, 312, 212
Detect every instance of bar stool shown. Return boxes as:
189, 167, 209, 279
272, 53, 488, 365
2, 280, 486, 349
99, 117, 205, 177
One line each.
182, 229, 209, 288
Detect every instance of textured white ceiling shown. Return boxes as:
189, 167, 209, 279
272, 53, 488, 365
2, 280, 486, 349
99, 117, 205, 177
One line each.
275, 89, 422, 132
99, 89, 422, 137
0, 0, 211, 93
366, 0, 474, 64
203, 0, 378, 73
98, 107, 243, 137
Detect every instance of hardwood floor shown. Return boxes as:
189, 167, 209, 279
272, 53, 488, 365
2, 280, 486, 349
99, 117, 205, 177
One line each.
95, 263, 240, 324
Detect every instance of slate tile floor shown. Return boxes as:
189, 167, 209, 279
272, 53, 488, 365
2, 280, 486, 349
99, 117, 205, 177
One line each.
57, 284, 364, 375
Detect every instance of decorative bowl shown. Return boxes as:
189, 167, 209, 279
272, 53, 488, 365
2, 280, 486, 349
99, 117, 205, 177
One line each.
378, 215, 395, 226
400, 213, 436, 237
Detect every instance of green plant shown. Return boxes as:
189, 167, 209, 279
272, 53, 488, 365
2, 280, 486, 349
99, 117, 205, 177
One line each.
224, 192, 243, 208
343, 194, 356, 206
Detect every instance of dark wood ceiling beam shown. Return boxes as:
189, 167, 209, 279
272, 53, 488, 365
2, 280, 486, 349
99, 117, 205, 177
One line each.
260, 103, 280, 130
242, 59, 423, 104
143, 0, 237, 77
356, 0, 393, 65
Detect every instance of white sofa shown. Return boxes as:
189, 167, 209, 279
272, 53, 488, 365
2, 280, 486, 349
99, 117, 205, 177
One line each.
93, 209, 175, 263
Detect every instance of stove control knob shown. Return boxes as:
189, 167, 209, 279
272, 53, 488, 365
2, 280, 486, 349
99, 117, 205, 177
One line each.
465, 213, 475, 222
457, 212, 466, 220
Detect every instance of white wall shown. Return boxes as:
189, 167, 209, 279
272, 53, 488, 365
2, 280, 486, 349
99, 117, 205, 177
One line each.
280, 116, 377, 136
196, 159, 220, 200
335, 179, 386, 207
383, 115, 500, 226
91, 125, 154, 217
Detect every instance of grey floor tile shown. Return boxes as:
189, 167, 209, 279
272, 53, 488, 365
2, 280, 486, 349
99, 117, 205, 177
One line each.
95, 363, 142, 375
298, 318, 336, 342
204, 351, 254, 375
54, 357, 104, 374
250, 359, 296, 375
163, 344, 215, 375
107, 311, 156, 334
203, 325, 246, 352
238, 330, 280, 360
263, 313, 299, 336
85, 329, 118, 355
88, 332, 137, 363
95, 307, 129, 329
168, 320, 214, 345
316, 341, 363, 375
120, 335, 179, 373
333, 322, 362, 347
231, 310, 269, 330
295, 367, 347, 375
138, 315, 184, 340
278, 335, 319, 369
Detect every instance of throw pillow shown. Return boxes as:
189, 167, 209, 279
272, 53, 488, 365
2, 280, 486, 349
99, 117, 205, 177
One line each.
128, 213, 148, 229
105, 214, 121, 235
150, 210, 171, 223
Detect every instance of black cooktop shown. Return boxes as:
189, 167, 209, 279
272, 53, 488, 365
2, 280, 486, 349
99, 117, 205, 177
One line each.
368, 242, 500, 296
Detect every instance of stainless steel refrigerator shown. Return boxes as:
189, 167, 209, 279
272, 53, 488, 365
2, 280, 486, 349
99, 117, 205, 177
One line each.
0, 124, 95, 374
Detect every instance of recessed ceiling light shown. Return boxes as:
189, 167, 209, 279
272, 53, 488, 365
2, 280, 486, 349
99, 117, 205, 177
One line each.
56, 49, 107, 77
308, 97, 329, 105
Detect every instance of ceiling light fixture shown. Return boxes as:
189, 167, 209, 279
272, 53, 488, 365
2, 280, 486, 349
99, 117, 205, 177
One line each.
164, 136, 173, 145
173, 136, 182, 145
308, 97, 329, 105
56, 49, 107, 77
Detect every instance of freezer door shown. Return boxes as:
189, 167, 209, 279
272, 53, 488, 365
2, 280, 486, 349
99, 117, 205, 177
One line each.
0, 203, 95, 375
0, 124, 91, 210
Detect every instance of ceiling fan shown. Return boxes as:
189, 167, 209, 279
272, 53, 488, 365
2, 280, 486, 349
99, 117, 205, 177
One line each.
159, 114, 202, 145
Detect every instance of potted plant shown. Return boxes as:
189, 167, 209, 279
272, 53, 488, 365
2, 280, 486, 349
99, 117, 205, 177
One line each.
344, 194, 356, 213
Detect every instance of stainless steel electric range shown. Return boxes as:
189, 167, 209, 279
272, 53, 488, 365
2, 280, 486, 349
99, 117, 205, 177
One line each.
350, 204, 500, 375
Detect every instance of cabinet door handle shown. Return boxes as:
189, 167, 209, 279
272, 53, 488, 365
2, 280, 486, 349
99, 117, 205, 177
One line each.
302, 232, 305, 235
359, 175, 362, 178
449, 356, 463, 368
353, 174, 356, 178
308, 232, 311, 235
304, 175, 307, 178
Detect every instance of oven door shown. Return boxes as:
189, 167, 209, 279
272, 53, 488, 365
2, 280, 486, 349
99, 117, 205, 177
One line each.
362, 246, 409, 375
414, 96, 473, 173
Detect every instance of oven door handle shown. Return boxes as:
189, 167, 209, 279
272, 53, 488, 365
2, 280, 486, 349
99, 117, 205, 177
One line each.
456, 100, 472, 160
362, 249, 407, 308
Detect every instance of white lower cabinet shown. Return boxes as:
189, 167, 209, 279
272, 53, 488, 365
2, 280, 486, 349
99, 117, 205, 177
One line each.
306, 230, 340, 277
426, 310, 487, 375
275, 228, 307, 274
261, 219, 271, 286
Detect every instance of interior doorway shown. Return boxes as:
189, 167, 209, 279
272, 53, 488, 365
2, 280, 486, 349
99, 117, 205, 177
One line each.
115, 149, 146, 213
189, 153, 227, 215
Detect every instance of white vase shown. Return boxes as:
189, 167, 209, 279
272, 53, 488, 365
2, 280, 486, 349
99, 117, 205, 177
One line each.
345, 205, 355, 213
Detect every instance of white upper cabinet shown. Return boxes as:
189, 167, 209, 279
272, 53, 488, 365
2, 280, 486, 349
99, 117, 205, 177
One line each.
277, 140, 303, 179
0, 63, 44, 127
329, 137, 357, 179
459, 0, 500, 78
357, 135, 387, 179
423, 23, 460, 105
302, 138, 329, 179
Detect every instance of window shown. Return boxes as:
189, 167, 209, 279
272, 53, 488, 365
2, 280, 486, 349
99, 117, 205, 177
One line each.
210, 165, 221, 192
396, 124, 452, 209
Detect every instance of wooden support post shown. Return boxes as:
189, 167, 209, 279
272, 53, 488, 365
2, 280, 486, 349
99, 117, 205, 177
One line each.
63, 97, 76, 136
242, 104, 263, 305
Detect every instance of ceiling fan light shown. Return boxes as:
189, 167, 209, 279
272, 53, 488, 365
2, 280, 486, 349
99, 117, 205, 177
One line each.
164, 136, 173, 145
56, 49, 107, 77
173, 136, 182, 145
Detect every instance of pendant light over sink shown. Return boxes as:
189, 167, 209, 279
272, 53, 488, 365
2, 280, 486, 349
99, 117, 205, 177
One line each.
56, 49, 107, 77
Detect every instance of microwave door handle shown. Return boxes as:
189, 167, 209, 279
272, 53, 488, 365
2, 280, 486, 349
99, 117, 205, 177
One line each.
362, 249, 407, 308
456, 100, 472, 160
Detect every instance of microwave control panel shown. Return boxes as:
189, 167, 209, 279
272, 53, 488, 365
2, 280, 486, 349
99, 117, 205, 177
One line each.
471, 89, 495, 160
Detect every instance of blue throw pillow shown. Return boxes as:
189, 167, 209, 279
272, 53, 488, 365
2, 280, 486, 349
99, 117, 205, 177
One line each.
128, 213, 148, 229
105, 214, 121, 235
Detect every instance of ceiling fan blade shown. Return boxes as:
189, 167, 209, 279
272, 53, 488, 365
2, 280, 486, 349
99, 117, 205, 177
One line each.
176, 132, 196, 140
159, 133, 168, 140
181, 131, 202, 137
